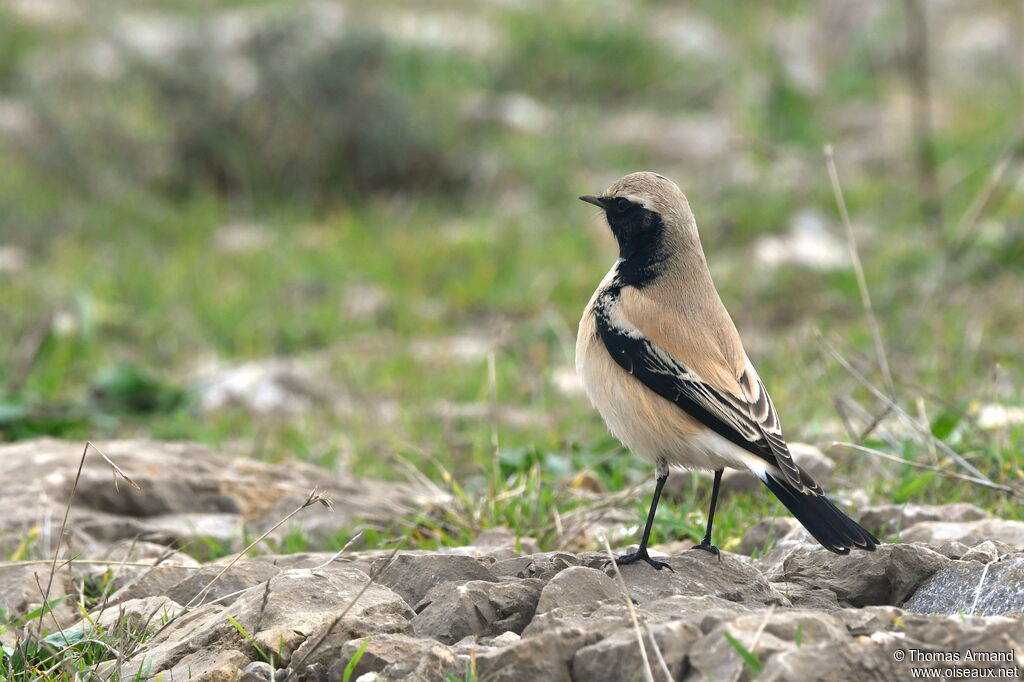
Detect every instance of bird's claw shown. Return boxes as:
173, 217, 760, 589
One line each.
691, 540, 721, 561
607, 549, 674, 571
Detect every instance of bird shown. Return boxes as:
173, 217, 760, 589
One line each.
575, 171, 878, 569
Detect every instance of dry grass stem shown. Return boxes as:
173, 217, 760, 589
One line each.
824, 144, 897, 400
283, 542, 404, 680
816, 331, 1021, 496
183, 487, 334, 609
831, 442, 1016, 494
600, 536, 661, 682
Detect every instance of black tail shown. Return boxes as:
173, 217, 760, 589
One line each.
762, 472, 879, 554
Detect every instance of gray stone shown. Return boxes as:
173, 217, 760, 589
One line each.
904, 557, 1024, 616
524, 593, 750, 639
0, 564, 78, 633
377, 643, 467, 681
412, 578, 544, 643
857, 502, 990, 533
535, 566, 620, 615
961, 540, 1019, 564
108, 563, 199, 604
372, 554, 497, 608
618, 551, 788, 606
737, 518, 801, 556
77, 596, 182, 636
572, 619, 700, 682
327, 633, 457, 680
832, 605, 905, 636
490, 551, 593, 580
118, 567, 412, 677
688, 610, 848, 682
767, 543, 949, 607
0, 438, 445, 559
474, 626, 600, 682
757, 639, 898, 682
901, 519, 1024, 549
240, 660, 274, 682
164, 561, 281, 607
166, 648, 249, 681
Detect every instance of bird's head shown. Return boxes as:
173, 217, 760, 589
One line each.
579, 171, 697, 262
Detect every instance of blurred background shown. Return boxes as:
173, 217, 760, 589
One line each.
1, 0, 1022, 551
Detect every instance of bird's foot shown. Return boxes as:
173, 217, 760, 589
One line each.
691, 540, 721, 561
608, 548, 674, 571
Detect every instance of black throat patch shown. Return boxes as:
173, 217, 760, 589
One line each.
606, 207, 668, 288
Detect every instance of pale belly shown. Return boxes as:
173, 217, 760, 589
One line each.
575, 308, 772, 479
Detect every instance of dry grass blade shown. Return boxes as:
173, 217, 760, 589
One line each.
824, 144, 897, 400
600, 536, 663, 682
40, 441, 137, 634
86, 441, 141, 491
816, 331, 1021, 496
283, 542, 404, 680
831, 442, 1016, 494
184, 487, 334, 609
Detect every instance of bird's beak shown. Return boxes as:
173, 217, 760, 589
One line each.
578, 195, 605, 208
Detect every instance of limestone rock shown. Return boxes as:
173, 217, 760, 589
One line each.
372, 554, 497, 609
617, 551, 788, 606
535, 566, 620, 615
901, 519, 1024, 549
903, 557, 1024, 616
412, 578, 544, 643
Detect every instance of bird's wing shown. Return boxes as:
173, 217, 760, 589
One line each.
595, 287, 814, 492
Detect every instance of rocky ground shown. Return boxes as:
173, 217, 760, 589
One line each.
1, 439, 1022, 681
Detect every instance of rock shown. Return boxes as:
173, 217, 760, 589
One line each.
0, 564, 79, 633
0, 438, 445, 559
372, 554, 497, 609
167, 648, 249, 681
901, 519, 1024, 549
474, 626, 601, 682
535, 567, 620, 614
766, 543, 949, 607
526, 593, 750, 641
240, 660, 274, 682
737, 518, 801, 556
832, 605, 905, 636
412, 578, 544, 643
330, 634, 457, 680
903, 557, 1024, 616
194, 356, 335, 416
617, 551, 787, 606
108, 564, 201, 604
757, 639, 897, 682
119, 567, 412, 677
376, 643, 466, 681
572, 619, 700, 682
961, 540, 1018, 564
164, 561, 281, 607
490, 552, 596, 580
78, 596, 182, 635
857, 503, 990, 533
688, 610, 848, 682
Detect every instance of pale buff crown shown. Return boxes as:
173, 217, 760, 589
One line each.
602, 172, 696, 232
599, 171, 704, 258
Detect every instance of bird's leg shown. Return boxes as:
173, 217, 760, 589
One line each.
692, 468, 722, 559
614, 460, 673, 571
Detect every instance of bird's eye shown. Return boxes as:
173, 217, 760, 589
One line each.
613, 198, 632, 214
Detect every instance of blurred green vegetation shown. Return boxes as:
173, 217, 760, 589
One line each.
1, 0, 1022, 556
